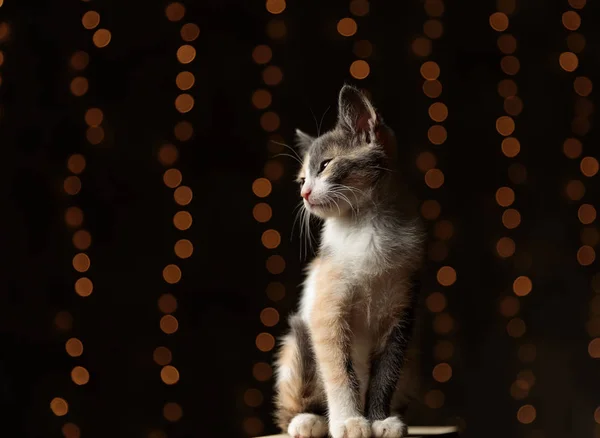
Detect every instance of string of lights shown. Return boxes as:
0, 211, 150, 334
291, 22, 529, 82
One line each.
50, 3, 113, 436
557, 0, 600, 429
244, 1, 290, 436
413, 0, 456, 417
340, 0, 370, 81
146, 3, 200, 435
489, 0, 538, 429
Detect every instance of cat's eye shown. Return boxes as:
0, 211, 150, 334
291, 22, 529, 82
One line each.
318, 159, 332, 174
299, 177, 306, 185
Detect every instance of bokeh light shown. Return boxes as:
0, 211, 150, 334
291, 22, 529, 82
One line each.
92, 29, 111, 48
161, 365, 180, 385
256, 332, 275, 352
578, 246, 596, 266
513, 276, 532, 297
350, 60, 370, 80
71, 366, 90, 385
489, 12, 509, 31
181, 23, 200, 42
424, 390, 445, 409
158, 144, 178, 166
65, 338, 83, 357
507, 318, 526, 338
502, 137, 520, 157
578, 204, 597, 224
266, 255, 285, 274
260, 308, 280, 327
253, 362, 273, 381
437, 266, 456, 286
160, 315, 179, 335
426, 292, 446, 313
559, 52, 579, 72
75, 277, 93, 297
425, 168, 445, 189
153, 347, 172, 366
158, 294, 178, 314
50, 398, 69, 416
266, 0, 286, 14
496, 237, 516, 258
432, 363, 452, 383
162, 264, 182, 284
517, 405, 536, 424
337, 18, 357, 37
163, 402, 183, 422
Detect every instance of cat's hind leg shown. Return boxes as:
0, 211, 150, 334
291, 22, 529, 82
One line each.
274, 314, 327, 437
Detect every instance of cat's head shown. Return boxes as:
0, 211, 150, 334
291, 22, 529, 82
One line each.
295, 85, 396, 219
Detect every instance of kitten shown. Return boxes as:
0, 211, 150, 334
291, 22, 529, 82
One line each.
274, 85, 424, 438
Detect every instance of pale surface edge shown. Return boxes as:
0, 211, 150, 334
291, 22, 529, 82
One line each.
258, 425, 459, 437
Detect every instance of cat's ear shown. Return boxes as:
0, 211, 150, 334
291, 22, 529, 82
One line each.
295, 129, 315, 154
337, 85, 379, 136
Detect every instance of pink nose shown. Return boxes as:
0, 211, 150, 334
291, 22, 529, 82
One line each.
301, 188, 311, 201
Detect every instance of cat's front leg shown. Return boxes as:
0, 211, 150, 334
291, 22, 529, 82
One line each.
308, 273, 370, 438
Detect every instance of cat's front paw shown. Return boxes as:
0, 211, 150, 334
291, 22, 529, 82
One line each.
330, 416, 371, 438
371, 416, 406, 438
288, 413, 328, 438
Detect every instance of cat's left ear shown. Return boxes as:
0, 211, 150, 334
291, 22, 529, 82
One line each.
337, 85, 379, 137
295, 129, 315, 154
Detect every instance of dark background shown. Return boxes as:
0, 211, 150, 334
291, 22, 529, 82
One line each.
0, 0, 599, 437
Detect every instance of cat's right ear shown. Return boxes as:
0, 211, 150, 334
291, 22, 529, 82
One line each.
295, 129, 314, 154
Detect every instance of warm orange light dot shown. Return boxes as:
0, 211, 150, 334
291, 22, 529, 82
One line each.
578, 246, 596, 266
92, 29, 111, 48
581, 157, 599, 177
253, 362, 273, 381
261, 229, 281, 249
416, 151, 437, 173
158, 144, 178, 166
61, 423, 80, 438
161, 365, 180, 385
350, 0, 370, 16
177, 45, 196, 64
428, 125, 447, 145
496, 187, 515, 207
594, 406, 600, 424
175, 94, 194, 113
176, 71, 195, 91
174, 239, 193, 259
350, 60, 370, 80
82, 11, 100, 29
569, 0, 586, 8
502, 208, 521, 229
563, 138, 582, 159
498, 79, 518, 98
499, 296, 520, 317
70, 51, 89, 71
158, 294, 178, 314
507, 318, 526, 337
153, 346, 172, 366
84, 108, 103, 127
589, 338, 600, 358
266, 0, 286, 14
256, 332, 275, 352
337, 18, 358, 37
501, 56, 520, 75
260, 307, 280, 327
260, 111, 280, 132
180, 23, 200, 42
562, 11, 581, 31
243, 417, 264, 436
163, 402, 183, 422
66, 207, 84, 228
504, 96, 523, 116
497, 34, 517, 54
574, 76, 593, 97
263, 65, 283, 86
496, 116, 515, 136
165, 2, 185, 21
174, 186, 193, 206
64, 176, 82, 195
437, 266, 456, 286
70, 77, 88, 97
252, 45, 272, 64
517, 405, 536, 424
252, 89, 272, 109
421, 200, 441, 220
501, 137, 520, 157
67, 154, 86, 175
424, 19, 443, 39
253, 178, 272, 198
559, 52, 579, 72
71, 366, 90, 385
173, 211, 192, 230
72, 230, 92, 250
412, 37, 432, 57
253, 203, 272, 223
432, 363, 452, 383
174, 121, 193, 141
163, 264, 182, 284
266, 282, 285, 301
65, 338, 83, 357
496, 237, 516, 258
428, 102, 448, 122
423, 80, 442, 98
420, 61, 440, 80
163, 169, 182, 188
513, 276, 532, 297
160, 315, 179, 335
426, 292, 446, 313
425, 168, 444, 189
50, 398, 69, 416
424, 390, 445, 409
86, 126, 104, 145
75, 277, 93, 297
489, 12, 509, 31
578, 204, 597, 224
72, 253, 90, 273
266, 255, 286, 274
566, 180, 585, 201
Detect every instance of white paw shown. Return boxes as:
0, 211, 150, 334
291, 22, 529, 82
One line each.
288, 413, 328, 438
330, 416, 371, 438
371, 417, 406, 438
